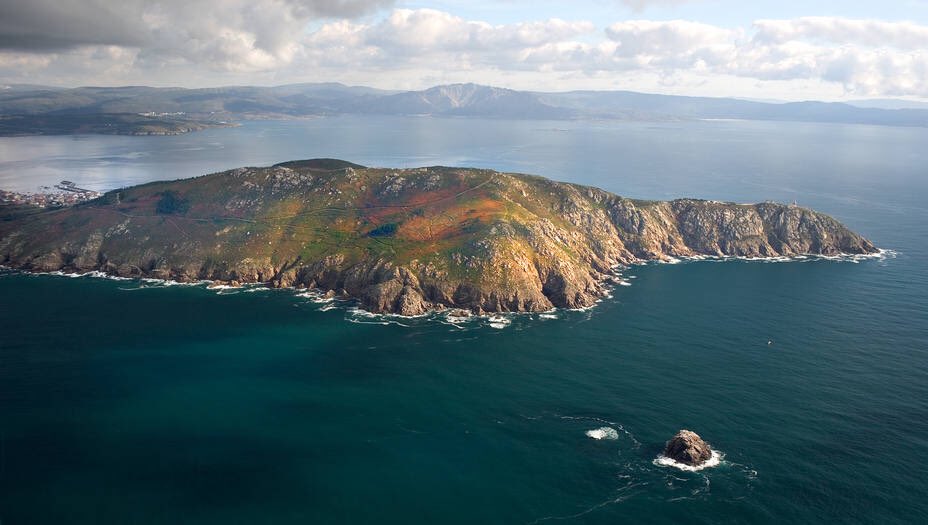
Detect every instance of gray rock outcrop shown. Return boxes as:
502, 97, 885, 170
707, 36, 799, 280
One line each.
663, 429, 713, 466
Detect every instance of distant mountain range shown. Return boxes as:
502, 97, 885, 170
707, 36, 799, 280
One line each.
1, 82, 927, 135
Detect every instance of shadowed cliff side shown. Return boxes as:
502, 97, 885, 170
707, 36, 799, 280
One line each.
0, 159, 876, 314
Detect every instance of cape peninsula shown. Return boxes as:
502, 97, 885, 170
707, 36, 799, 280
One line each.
0, 159, 876, 315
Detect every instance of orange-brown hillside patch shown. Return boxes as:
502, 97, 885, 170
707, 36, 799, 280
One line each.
260, 199, 306, 221
396, 196, 507, 241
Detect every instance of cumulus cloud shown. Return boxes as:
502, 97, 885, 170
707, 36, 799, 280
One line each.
618, 0, 699, 12
0, 0, 394, 72
0, 1, 144, 51
735, 18, 928, 96
605, 20, 739, 69
752, 17, 928, 49
0, 4, 925, 99
299, 13, 928, 96
364, 9, 593, 55
733, 18, 927, 96
303, 9, 595, 71
544, 17, 925, 97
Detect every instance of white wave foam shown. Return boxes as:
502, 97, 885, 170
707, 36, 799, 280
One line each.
813, 248, 897, 264
348, 305, 431, 320
344, 307, 412, 327
488, 315, 511, 329
558, 415, 617, 427
140, 278, 205, 287
647, 248, 895, 266
566, 298, 602, 312
585, 427, 619, 440
444, 312, 474, 325
294, 290, 335, 303
207, 284, 239, 290
40, 270, 133, 281
653, 450, 723, 472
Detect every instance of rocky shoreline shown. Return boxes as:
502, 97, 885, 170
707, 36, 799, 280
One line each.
2, 248, 886, 321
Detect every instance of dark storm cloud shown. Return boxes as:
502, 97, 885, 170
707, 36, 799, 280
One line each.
288, 0, 396, 18
0, 0, 143, 50
0, 0, 394, 52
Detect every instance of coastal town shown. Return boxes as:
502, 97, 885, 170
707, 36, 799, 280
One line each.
1, 181, 101, 207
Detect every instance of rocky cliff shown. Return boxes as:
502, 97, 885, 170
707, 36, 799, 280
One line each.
0, 159, 877, 315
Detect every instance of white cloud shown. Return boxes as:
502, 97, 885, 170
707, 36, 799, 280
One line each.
734, 18, 928, 96
297, 13, 928, 97
303, 9, 595, 70
566, 17, 926, 97
363, 9, 594, 55
0, 5, 926, 100
752, 17, 928, 49
618, 0, 699, 12
0, 0, 395, 73
605, 20, 740, 69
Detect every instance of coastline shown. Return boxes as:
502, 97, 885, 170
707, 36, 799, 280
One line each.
0, 249, 893, 324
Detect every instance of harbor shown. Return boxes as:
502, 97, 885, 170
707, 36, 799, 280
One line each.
1, 180, 101, 207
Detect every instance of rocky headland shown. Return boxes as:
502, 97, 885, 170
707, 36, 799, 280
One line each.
0, 159, 877, 315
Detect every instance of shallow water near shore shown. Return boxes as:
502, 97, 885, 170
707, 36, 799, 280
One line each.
2, 117, 928, 523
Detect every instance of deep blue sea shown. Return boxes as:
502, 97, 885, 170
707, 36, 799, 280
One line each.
1, 117, 927, 524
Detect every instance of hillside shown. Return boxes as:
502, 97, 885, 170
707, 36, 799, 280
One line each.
0, 159, 876, 314
0, 112, 230, 136
2, 83, 927, 135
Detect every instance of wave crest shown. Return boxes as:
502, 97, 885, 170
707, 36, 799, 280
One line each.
653, 450, 723, 471
585, 427, 619, 440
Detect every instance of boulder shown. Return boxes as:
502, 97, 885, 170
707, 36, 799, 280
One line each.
663, 429, 712, 466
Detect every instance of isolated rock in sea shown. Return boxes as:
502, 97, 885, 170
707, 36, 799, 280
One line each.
663, 429, 713, 466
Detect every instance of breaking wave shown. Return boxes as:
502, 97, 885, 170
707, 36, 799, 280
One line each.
585, 427, 619, 440
653, 450, 724, 472
488, 315, 512, 329
652, 249, 895, 266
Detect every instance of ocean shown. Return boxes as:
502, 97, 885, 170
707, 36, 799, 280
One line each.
1, 117, 926, 523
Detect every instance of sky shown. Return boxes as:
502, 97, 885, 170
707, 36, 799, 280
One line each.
1, 0, 927, 101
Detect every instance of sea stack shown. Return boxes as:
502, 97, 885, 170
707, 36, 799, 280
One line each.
663, 430, 713, 466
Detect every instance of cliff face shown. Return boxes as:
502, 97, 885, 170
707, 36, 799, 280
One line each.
0, 159, 876, 315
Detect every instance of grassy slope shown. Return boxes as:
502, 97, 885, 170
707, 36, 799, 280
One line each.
1, 160, 575, 281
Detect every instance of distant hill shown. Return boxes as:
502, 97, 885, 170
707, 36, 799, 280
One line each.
354, 83, 574, 119
844, 99, 928, 111
1, 82, 926, 135
0, 113, 231, 136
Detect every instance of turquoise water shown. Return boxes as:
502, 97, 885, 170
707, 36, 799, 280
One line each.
1, 118, 927, 523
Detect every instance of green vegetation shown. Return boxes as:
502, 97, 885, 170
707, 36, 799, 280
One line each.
0, 113, 228, 136
368, 223, 398, 237
155, 191, 190, 215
